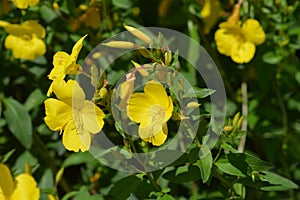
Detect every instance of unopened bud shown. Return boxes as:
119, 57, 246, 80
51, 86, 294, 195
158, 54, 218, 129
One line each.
237, 116, 244, 129
52, 2, 60, 10
232, 112, 240, 126
164, 50, 172, 66
227, 4, 240, 25
102, 41, 135, 49
186, 102, 201, 108
131, 61, 149, 77
99, 87, 107, 99
124, 24, 153, 45
121, 77, 135, 99
223, 125, 233, 132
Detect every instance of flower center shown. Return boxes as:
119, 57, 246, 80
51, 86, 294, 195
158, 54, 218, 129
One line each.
149, 104, 166, 124
22, 34, 32, 41
73, 110, 84, 135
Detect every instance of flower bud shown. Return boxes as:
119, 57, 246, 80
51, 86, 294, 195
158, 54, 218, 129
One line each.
164, 50, 172, 66
223, 125, 233, 132
99, 87, 108, 99
186, 102, 201, 108
131, 61, 149, 77
227, 4, 240, 25
232, 112, 240, 126
102, 41, 135, 49
237, 116, 244, 129
124, 24, 153, 45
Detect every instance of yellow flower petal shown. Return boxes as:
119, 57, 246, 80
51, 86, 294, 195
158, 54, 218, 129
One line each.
52, 79, 85, 107
4, 20, 45, 38
127, 93, 152, 123
5, 35, 46, 60
144, 80, 169, 108
78, 131, 91, 151
48, 52, 69, 80
11, 174, 40, 200
242, 19, 266, 45
69, 35, 87, 62
0, 20, 10, 27
214, 28, 237, 57
82, 101, 105, 134
0, 164, 14, 197
13, 0, 39, 9
138, 123, 167, 146
44, 98, 72, 132
63, 122, 88, 152
231, 41, 256, 64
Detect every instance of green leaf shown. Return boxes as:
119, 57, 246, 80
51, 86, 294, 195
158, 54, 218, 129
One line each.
259, 171, 299, 191
188, 147, 200, 163
74, 186, 104, 200
108, 175, 142, 200
4, 98, 32, 149
238, 171, 299, 191
215, 153, 274, 177
39, 4, 58, 23
215, 155, 246, 177
262, 51, 283, 64
160, 194, 175, 200
62, 152, 94, 167
195, 145, 212, 183
162, 165, 201, 183
39, 168, 54, 189
183, 87, 216, 99
112, 0, 133, 9
0, 149, 15, 163
13, 150, 38, 174
24, 89, 46, 111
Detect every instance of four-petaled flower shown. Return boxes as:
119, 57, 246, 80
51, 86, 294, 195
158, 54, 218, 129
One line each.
0, 164, 40, 200
214, 19, 266, 64
44, 79, 105, 152
127, 80, 173, 146
0, 20, 46, 60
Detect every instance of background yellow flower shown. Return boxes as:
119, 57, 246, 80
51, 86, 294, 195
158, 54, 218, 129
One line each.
12, 0, 39, 9
214, 19, 266, 63
0, 20, 46, 60
0, 164, 40, 200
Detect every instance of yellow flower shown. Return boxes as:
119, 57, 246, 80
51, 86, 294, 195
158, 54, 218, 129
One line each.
0, 164, 40, 200
214, 19, 266, 64
0, 20, 46, 60
12, 0, 39, 9
127, 80, 173, 146
44, 79, 105, 152
47, 35, 87, 96
48, 35, 87, 80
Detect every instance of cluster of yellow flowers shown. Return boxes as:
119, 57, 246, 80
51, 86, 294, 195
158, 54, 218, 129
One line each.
44, 36, 105, 152
0, 0, 46, 60
43, 25, 180, 152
